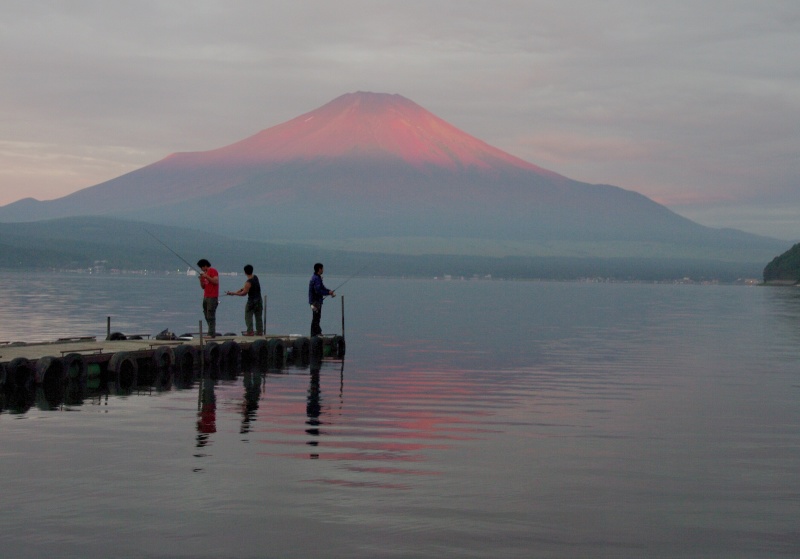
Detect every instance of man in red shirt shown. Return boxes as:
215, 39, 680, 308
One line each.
197, 259, 219, 337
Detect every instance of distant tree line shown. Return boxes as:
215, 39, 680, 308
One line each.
763, 243, 800, 284
0, 216, 772, 282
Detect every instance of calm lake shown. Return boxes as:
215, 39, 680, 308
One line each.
1, 270, 799, 558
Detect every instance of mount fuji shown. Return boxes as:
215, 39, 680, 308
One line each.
0, 91, 783, 265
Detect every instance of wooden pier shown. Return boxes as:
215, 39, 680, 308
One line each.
0, 333, 345, 396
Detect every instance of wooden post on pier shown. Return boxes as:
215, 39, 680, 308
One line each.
199, 320, 204, 378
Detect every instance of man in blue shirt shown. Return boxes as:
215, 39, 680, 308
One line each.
308, 262, 335, 337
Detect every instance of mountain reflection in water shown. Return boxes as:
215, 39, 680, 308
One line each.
1, 273, 800, 559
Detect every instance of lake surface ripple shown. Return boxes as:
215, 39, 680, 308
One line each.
1, 272, 799, 558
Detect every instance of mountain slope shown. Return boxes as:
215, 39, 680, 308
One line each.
0, 92, 784, 259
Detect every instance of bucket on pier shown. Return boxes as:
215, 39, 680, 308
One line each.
86, 363, 102, 390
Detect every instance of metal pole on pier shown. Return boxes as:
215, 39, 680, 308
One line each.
106, 316, 111, 340
341, 295, 345, 339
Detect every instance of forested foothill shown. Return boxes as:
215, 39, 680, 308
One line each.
0, 216, 773, 283
763, 243, 800, 285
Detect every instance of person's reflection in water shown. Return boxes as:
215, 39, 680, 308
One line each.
196, 375, 216, 450
240, 369, 262, 436
338, 359, 345, 412
306, 364, 322, 459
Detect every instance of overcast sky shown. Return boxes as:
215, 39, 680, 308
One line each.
1, 1, 799, 240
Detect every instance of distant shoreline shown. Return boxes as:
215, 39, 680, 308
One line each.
0, 267, 766, 286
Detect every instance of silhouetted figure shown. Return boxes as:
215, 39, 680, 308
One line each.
240, 370, 262, 435
196, 377, 216, 448
306, 365, 322, 458
308, 263, 334, 337
227, 264, 264, 336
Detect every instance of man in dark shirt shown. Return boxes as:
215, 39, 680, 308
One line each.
226, 264, 263, 335
308, 262, 334, 337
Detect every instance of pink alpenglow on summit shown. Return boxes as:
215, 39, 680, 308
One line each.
178, 92, 561, 176
0, 91, 779, 255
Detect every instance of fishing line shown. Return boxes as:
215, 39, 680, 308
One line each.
144, 228, 199, 273
328, 264, 369, 294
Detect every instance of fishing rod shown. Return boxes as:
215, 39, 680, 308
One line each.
143, 228, 200, 273
327, 264, 369, 295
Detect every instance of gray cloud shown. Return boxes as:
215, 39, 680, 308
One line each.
1, 0, 799, 239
